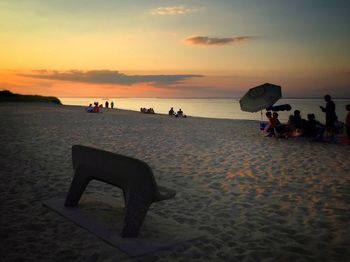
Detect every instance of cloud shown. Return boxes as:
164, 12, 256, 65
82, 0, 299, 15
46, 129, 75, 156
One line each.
32, 69, 49, 74
21, 70, 203, 86
151, 6, 196, 15
186, 36, 253, 46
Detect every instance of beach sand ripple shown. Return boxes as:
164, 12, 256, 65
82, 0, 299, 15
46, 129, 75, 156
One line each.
0, 103, 349, 261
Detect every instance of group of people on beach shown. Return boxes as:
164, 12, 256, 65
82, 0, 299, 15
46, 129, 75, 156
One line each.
86, 101, 115, 113
140, 107, 155, 114
86, 103, 188, 118
86, 102, 102, 113
265, 94, 350, 142
139, 107, 187, 117
169, 107, 187, 118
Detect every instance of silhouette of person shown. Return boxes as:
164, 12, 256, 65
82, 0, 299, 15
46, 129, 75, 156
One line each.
287, 110, 305, 136
265, 111, 275, 136
93, 103, 99, 113
273, 112, 288, 137
86, 103, 93, 112
111, 101, 114, 109
169, 107, 174, 116
320, 94, 337, 135
105, 101, 109, 108
304, 113, 324, 138
346, 104, 350, 140
290, 110, 303, 129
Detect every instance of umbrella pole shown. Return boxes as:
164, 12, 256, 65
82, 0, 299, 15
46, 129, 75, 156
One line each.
259, 109, 265, 132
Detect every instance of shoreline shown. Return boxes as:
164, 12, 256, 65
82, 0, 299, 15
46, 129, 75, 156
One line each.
68, 103, 262, 122
1, 102, 349, 261
58, 97, 350, 123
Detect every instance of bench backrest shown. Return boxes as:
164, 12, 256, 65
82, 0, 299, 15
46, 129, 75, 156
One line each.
72, 145, 158, 192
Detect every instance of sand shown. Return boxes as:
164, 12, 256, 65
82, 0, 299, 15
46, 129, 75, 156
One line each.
0, 102, 349, 261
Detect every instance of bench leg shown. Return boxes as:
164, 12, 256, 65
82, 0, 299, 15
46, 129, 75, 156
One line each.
64, 168, 90, 207
122, 195, 152, 237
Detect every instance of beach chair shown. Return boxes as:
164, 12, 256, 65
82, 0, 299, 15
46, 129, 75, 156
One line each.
64, 145, 176, 237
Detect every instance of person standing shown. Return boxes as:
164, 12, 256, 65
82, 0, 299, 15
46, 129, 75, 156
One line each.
320, 94, 337, 135
105, 101, 109, 108
111, 101, 114, 109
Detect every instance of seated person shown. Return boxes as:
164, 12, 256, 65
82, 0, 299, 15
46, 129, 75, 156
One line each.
169, 107, 175, 116
146, 108, 155, 114
92, 104, 99, 113
265, 111, 276, 136
273, 112, 288, 137
176, 109, 183, 117
304, 113, 325, 139
287, 110, 305, 136
290, 110, 303, 128
86, 104, 93, 112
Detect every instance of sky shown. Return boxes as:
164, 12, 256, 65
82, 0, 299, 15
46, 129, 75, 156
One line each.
1, 0, 349, 98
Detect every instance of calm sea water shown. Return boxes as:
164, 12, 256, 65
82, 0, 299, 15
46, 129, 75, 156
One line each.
59, 97, 350, 123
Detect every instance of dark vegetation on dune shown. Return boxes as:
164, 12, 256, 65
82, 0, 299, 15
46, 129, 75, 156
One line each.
0, 90, 62, 105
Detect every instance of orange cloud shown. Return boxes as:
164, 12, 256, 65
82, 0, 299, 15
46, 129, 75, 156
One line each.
186, 36, 253, 46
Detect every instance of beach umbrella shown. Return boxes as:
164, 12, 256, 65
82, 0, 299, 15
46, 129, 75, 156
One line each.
239, 83, 282, 113
239, 83, 282, 126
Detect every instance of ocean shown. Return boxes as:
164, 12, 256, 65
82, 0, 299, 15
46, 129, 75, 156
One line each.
59, 97, 350, 123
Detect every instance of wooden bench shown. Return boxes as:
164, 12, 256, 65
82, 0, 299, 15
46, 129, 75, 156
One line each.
64, 145, 176, 238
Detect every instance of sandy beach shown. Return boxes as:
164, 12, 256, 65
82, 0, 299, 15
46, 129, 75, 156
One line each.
1, 102, 349, 261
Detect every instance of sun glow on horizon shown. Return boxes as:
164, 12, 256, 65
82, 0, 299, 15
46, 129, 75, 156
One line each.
1, 1, 349, 98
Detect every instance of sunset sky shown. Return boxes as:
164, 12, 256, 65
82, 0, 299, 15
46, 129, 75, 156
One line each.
1, 0, 349, 98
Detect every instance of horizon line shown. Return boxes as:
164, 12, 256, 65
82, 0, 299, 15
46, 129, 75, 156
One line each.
57, 96, 350, 100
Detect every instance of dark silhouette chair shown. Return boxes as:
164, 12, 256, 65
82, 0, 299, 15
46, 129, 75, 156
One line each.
64, 145, 176, 238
